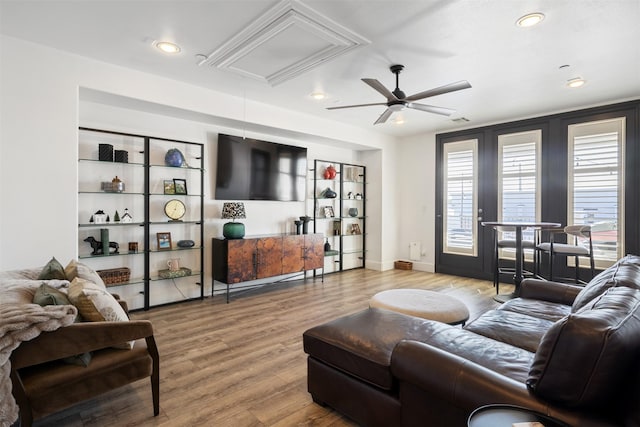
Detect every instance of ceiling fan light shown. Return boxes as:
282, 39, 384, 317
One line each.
516, 12, 545, 27
389, 104, 406, 112
567, 77, 586, 88
155, 41, 181, 54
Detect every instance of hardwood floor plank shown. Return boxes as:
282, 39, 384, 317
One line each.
29, 269, 497, 426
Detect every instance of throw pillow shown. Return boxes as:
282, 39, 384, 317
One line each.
32, 283, 92, 367
33, 283, 71, 305
68, 277, 134, 349
64, 259, 107, 289
37, 257, 66, 280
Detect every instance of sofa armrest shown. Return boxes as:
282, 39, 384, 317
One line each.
10, 320, 154, 369
519, 279, 582, 305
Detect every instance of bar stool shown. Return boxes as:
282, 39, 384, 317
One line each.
492, 226, 537, 294
536, 225, 595, 284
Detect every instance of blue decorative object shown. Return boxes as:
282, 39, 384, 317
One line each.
165, 148, 185, 167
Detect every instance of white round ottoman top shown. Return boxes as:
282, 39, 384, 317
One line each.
370, 289, 469, 325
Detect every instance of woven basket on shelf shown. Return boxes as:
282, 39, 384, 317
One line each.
96, 267, 131, 285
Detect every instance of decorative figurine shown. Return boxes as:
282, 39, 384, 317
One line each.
121, 208, 133, 223
84, 236, 119, 255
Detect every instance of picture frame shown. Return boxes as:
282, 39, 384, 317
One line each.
351, 223, 362, 235
324, 206, 335, 218
163, 180, 175, 195
156, 232, 172, 250
173, 178, 187, 195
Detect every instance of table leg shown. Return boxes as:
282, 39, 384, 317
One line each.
494, 226, 523, 303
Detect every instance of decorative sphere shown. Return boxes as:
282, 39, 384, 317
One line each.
165, 148, 185, 167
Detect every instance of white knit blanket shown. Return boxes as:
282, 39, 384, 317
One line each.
0, 303, 77, 427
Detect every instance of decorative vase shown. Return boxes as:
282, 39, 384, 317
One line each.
321, 187, 337, 198
300, 216, 312, 234
348, 208, 358, 217
165, 148, 185, 167
324, 238, 331, 252
223, 222, 245, 239
323, 164, 337, 179
294, 220, 302, 235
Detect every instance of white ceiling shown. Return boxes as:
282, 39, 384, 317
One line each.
1, 0, 639, 138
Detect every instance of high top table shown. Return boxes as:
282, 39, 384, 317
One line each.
482, 221, 561, 302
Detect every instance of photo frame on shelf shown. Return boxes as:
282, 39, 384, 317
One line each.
332, 220, 341, 236
156, 232, 172, 250
173, 178, 187, 195
163, 180, 175, 195
350, 223, 362, 235
324, 206, 335, 218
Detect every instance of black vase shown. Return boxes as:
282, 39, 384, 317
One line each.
324, 238, 331, 252
300, 216, 312, 234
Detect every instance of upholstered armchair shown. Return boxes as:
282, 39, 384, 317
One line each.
9, 311, 159, 426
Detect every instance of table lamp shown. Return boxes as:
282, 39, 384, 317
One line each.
221, 202, 246, 239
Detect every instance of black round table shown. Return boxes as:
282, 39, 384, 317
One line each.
468, 404, 570, 427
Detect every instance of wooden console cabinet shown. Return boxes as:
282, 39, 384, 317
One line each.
212, 233, 324, 302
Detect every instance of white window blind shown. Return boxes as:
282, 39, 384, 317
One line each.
568, 118, 625, 267
443, 139, 477, 256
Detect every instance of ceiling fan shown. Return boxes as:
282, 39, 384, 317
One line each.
327, 64, 471, 124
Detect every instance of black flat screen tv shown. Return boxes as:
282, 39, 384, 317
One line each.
215, 133, 307, 201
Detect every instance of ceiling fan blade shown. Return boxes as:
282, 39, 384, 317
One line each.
374, 108, 394, 125
405, 80, 472, 102
326, 102, 387, 110
362, 78, 398, 101
407, 103, 456, 116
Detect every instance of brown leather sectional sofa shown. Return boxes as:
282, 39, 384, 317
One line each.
303, 254, 640, 426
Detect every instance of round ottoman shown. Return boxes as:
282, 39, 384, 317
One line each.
369, 289, 470, 325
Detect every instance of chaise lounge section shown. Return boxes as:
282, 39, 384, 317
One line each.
303, 254, 640, 426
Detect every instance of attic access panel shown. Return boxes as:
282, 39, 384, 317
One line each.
198, 0, 369, 86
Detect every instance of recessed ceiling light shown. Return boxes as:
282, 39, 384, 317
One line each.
516, 12, 545, 27
310, 92, 326, 100
155, 41, 181, 54
567, 77, 586, 88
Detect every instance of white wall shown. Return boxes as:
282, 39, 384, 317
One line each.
1, 35, 415, 277
395, 132, 438, 272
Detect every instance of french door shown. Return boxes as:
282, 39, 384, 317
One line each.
436, 133, 491, 279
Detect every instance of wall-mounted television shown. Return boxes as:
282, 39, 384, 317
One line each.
215, 133, 307, 201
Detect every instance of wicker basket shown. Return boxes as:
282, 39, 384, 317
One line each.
394, 261, 413, 270
97, 267, 131, 285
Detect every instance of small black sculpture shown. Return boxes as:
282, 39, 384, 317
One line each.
84, 236, 119, 255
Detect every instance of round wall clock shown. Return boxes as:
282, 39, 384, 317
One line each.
164, 199, 186, 221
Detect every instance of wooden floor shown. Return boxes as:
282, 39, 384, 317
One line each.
31, 268, 502, 426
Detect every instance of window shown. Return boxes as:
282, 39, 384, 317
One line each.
568, 118, 625, 268
497, 130, 541, 247
443, 139, 477, 256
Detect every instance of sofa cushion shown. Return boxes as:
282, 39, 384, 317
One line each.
464, 309, 555, 352
527, 286, 640, 409
303, 308, 448, 390
572, 254, 640, 312
498, 297, 572, 322
37, 257, 66, 280
33, 283, 72, 307
64, 259, 106, 289
32, 284, 92, 366
68, 278, 133, 349
417, 326, 535, 383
